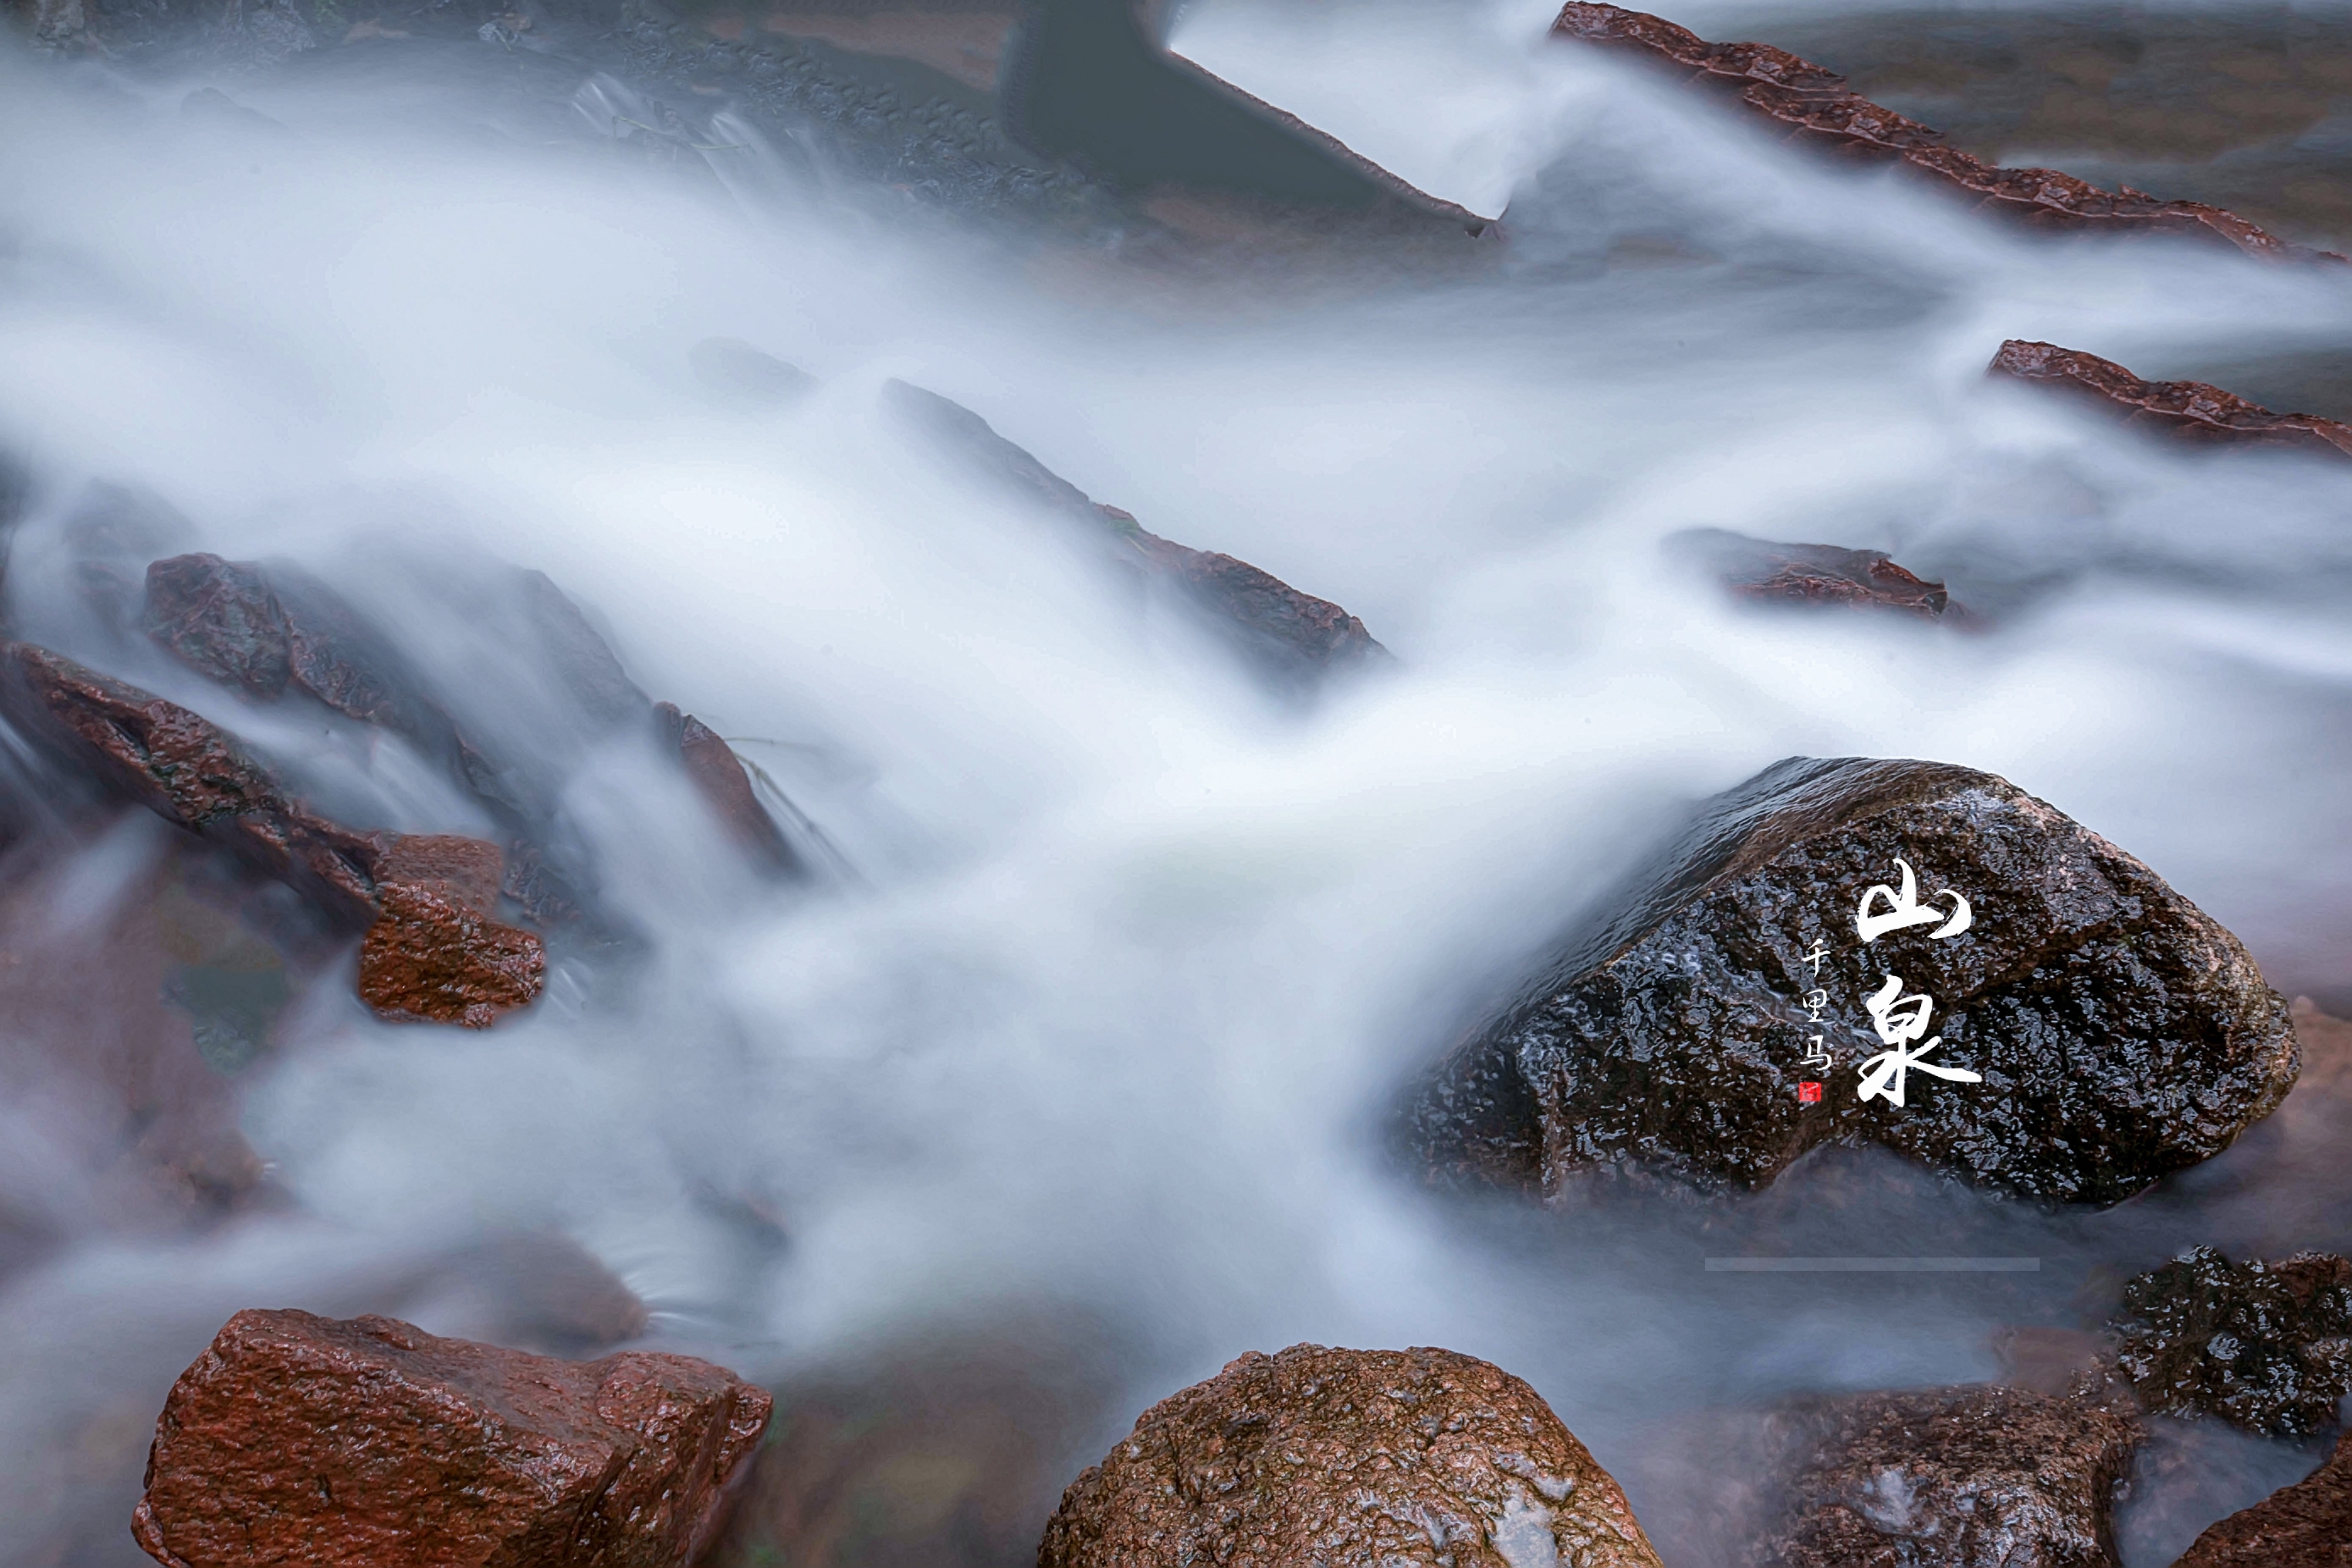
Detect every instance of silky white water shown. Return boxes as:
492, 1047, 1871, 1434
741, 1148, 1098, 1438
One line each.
3, 4, 2350, 1562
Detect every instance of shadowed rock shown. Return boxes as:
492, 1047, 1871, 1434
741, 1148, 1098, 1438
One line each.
1755, 1385, 2139, 1568
2111, 1246, 2352, 1438
884, 379, 1386, 693
1405, 756, 2300, 1205
131, 1308, 770, 1568
2172, 1424, 2352, 1567
655, 702, 805, 878
1550, 3, 2338, 262
1990, 340, 2352, 460
1670, 528, 1959, 621
1039, 1343, 1664, 1568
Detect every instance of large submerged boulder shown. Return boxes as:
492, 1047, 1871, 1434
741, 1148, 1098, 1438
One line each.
2110, 1246, 2352, 1438
1406, 756, 2299, 1205
132, 1308, 771, 1568
1038, 1342, 1664, 1568
1755, 1385, 2140, 1568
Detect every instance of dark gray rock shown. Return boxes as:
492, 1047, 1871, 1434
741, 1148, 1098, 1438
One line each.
1405, 756, 2300, 1205
2112, 1246, 2352, 1438
1753, 1384, 2139, 1568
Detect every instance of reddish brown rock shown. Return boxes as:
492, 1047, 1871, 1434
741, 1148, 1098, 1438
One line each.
131, 1308, 771, 1568
358, 882, 544, 1029
1550, 3, 2338, 262
1755, 1384, 2140, 1568
654, 702, 803, 877
1671, 528, 1958, 621
1038, 1343, 1665, 1568
1990, 340, 2352, 460
0, 641, 386, 929
884, 379, 1387, 692
376, 832, 507, 915
2172, 1425, 2352, 1567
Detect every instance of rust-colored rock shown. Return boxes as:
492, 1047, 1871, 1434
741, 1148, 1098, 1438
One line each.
1671, 528, 1958, 621
358, 882, 544, 1029
0, 641, 386, 928
376, 832, 506, 915
1756, 1384, 2140, 1568
2173, 1424, 2352, 1567
1038, 1342, 1665, 1568
1550, 3, 2337, 262
884, 379, 1387, 692
131, 1307, 771, 1568
654, 702, 803, 877
1990, 340, 2352, 460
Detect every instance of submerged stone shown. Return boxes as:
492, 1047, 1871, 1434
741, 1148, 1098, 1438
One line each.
2172, 1422, 2352, 1567
1405, 756, 2299, 1205
1670, 528, 1961, 621
2111, 1245, 2352, 1438
1039, 1342, 1664, 1568
132, 1308, 770, 1568
1990, 340, 2352, 460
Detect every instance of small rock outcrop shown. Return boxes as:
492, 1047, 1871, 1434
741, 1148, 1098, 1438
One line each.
132, 1308, 771, 1568
0, 643, 544, 1024
1756, 1385, 2139, 1568
1990, 340, 2352, 460
2172, 1424, 2352, 1568
1038, 1343, 1665, 1568
654, 702, 804, 877
1549, 4, 2334, 262
1670, 529, 1959, 621
884, 379, 1387, 693
1406, 756, 2299, 1205
2111, 1246, 2352, 1438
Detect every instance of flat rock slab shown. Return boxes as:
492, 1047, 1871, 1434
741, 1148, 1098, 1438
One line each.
1407, 756, 2299, 1204
1755, 1385, 2139, 1568
2173, 1424, 2352, 1567
1039, 1342, 1664, 1568
132, 1308, 771, 1568
1549, 3, 2333, 262
1669, 528, 1959, 621
2112, 1246, 2352, 1438
1990, 340, 2352, 460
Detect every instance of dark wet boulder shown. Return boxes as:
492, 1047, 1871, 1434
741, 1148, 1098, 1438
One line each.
1549, 4, 2335, 262
131, 1308, 770, 1568
884, 379, 1386, 692
1670, 528, 1959, 621
1990, 340, 2352, 461
1405, 755, 2299, 1205
1039, 1342, 1665, 1568
2111, 1246, 2352, 1438
2172, 1423, 2352, 1567
1754, 1384, 2139, 1568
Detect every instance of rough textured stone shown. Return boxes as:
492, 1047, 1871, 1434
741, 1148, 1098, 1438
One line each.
131, 1308, 770, 1568
1990, 340, 2352, 460
0, 641, 388, 929
1038, 1343, 1664, 1568
1754, 1385, 2139, 1568
358, 882, 545, 1029
1550, 3, 2338, 262
2172, 1425, 2352, 1567
1406, 755, 2300, 1205
1670, 528, 1959, 621
884, 379, 1386, 691
654, 702, 803, 877
2111, 1246, 2352, 1438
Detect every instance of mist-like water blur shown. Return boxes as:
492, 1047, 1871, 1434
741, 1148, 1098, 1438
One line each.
3, 3, 2351, 1563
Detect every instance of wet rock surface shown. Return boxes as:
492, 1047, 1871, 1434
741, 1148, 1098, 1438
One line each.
133, 1307, 770, 1568
1550, 3, 2333, 261
2173, 1424, 2352, 1568
2111, 1245, 2352, 1438
654, 701, 804, 878
1990, 340, 2352, 460
1407, 755, 2300, 1204
1670, 528, 1960, 621
358, 881, 545, 1029
1038, 1342, 1665, 1568
1754, 1384, 2140, 1568
886, 378, 1386, 692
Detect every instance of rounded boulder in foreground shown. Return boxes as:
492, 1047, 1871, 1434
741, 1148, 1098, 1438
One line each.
1038, 1343, 1664, 1568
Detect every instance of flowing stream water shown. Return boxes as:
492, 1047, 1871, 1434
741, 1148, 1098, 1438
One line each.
3, 2, 2350, 1563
